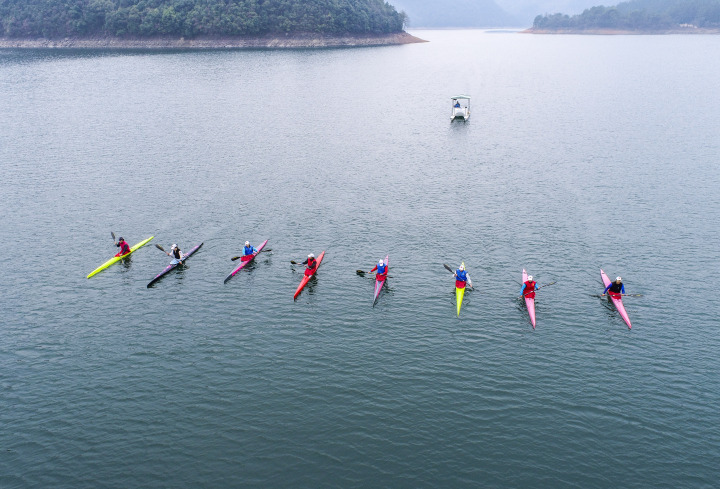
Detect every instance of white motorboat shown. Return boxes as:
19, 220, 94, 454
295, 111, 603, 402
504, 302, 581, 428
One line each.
451, 95, 470, 121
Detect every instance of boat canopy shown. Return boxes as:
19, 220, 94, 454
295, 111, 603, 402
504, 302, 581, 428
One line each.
451, 95, 471, 100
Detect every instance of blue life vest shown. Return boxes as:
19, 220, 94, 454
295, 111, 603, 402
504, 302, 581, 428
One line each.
456, 269, 467, 281
243, 246, 255, 256
377, 264, 387, 274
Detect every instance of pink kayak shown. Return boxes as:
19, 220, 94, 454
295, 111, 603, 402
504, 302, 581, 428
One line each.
522, 269, 536, 329
600, 269, 632, 329
224, 239, 268, 284
373, 255, 389, 307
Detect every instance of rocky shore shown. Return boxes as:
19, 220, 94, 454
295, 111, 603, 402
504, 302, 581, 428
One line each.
0, 32, 426, 49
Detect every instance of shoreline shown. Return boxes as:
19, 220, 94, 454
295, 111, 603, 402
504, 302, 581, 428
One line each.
0, 32, 426, 49
523, 27, 720, 35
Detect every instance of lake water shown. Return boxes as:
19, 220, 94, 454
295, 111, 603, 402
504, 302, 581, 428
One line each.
1, 30, 719, 488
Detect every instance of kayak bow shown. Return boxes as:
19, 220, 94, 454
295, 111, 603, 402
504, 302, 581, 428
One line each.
224, 239, 268, 284
456, 282, 465, 317
372, 255, 389, 307
294, 250, 325, 300
600, 269, 632, 329
87, 236, 154, 278
147, 243, 203, 288
523, 269, 536, 329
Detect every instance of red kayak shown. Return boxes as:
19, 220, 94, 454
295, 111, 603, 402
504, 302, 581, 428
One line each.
600, 269, 632, 329
224, 239, 268, 284
294, 251, 325, 300
373, 255, 389, 307
522, 269, 536, 329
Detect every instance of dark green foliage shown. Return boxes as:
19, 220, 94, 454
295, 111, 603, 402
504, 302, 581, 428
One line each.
0, 0, 407, 38
533, 0, 720, 29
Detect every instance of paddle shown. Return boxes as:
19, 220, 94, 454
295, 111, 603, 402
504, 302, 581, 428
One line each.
356, 270, 392, 278
111, 231, 116, 244
443, 263, 473, 290
155, 244, 166, 252
596, 293, 643, 298
231, 249, 272, 261
520, 281, 556, 297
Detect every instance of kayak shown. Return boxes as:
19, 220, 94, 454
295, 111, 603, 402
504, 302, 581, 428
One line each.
456, 282, 465, 317
455, 264, 471, 317
294, 250, 325, 300
224, 239, 268, 284
147, 243, 203, 288
522, 269, 536, 329
87, 236, 154, 278
600, 269, 632, 329
372, 255, 389, 307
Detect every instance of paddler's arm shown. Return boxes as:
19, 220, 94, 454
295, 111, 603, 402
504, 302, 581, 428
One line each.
370, 266, 378, 273
621, 284, 625, 294
520, 284, 527, 296
602, 284, 611, 295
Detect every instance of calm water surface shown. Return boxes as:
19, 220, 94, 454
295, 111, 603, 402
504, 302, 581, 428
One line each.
1, 30, 719, 488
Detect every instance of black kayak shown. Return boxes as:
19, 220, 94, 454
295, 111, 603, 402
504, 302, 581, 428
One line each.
147, 243, 203, 288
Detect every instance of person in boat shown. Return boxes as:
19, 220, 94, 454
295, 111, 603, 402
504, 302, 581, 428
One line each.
114, 237, 131, 257
455, 263, 471, 289
454, 100, 461, 108
370, 259, 388, 279
241, 241, 258, 261
301, 253, 317, 276
520, 275, 538, 298
603, 276, 625, 298
165, 244, 186, 266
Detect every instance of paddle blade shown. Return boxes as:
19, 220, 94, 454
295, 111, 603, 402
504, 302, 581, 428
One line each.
290, 261, 299, 265
155, 244, 165, 252
356, 270, 366, 276
443, 263, 454, 274
231, 256, 241, 261
111, 231, 116, 242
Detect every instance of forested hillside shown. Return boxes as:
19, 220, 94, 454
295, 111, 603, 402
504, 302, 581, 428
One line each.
533, 0, 720, 30
0, 0, 407, 38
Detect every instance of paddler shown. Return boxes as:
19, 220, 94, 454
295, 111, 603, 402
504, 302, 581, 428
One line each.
454, 263, 472, 289
520, 275, 538, 298
165, 244, 187, 267
114, 237, 131, 257
603, 276, 625, 298
241, 241, 258, 261
370, 259, 388, 278
301, 253, 318, 277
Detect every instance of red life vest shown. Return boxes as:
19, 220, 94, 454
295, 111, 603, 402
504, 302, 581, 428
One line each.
304, 258, 317, 276
523, 280, 536, 298
115, 241, 131, 256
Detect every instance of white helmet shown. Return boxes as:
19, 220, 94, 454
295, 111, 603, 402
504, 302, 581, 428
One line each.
245, 241, 250, 246
308, 253, 315, 258
171, 244, 177, 250
616, 277, 622, 282
378, 259, 384, 266
459, 262, 465, 271
527, 275, 533, 281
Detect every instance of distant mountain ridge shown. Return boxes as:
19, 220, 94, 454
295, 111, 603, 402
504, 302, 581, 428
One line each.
390, 0, 519, 27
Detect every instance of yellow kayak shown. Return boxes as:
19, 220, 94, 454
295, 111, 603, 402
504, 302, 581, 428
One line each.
87, 236, 154, 278
456, 284, 465, 317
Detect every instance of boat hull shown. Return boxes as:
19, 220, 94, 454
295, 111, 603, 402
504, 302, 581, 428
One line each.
372, 255, 389, 306
456, 284, 465, 317
600, 269, 632, 329
147, 242, 203, 288
523, 269, 536, 329
87, 236, 154, 278
294, 250, 325, 300
224, 239, 268, 284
